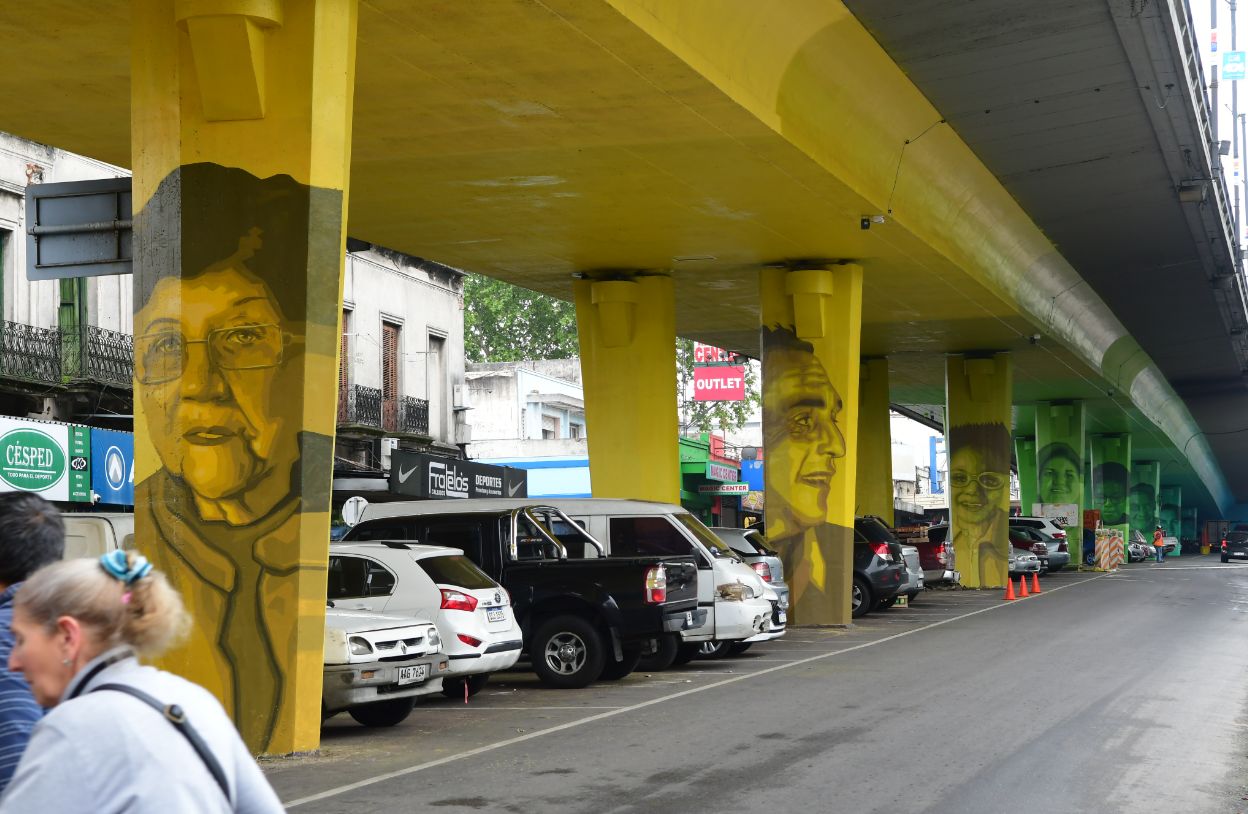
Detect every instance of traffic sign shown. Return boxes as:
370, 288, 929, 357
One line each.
1223, 50, 1245, 80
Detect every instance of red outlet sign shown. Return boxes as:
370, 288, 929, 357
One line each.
694, 365, 746, 401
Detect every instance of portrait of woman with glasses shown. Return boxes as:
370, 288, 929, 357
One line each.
947, 422, 1012, 587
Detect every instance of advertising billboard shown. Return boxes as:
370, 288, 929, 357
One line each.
0, 417, 91, 502
390, 450, 527, 500
91, 429, 135, 505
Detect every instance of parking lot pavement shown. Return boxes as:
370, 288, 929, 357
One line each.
265, 568, 1107, 807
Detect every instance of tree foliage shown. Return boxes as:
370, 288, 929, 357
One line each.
463, 274, 578, 363
676, 338, 761, 435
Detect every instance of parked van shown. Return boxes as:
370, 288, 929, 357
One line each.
61, 512, 135, 559
358, 498, 782, 664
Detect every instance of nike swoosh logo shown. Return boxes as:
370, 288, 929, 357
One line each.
508, 480, 523, 496
397, 465, 418, 483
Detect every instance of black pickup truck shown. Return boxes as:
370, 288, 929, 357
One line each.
342, 503, 704, 688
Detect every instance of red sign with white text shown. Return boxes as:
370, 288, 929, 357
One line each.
693, 342, 738, 364
694, 365, 746, 401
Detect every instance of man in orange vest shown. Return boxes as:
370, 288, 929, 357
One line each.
1152, 525, 1166, 563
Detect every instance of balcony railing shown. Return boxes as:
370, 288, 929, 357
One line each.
399, 395, 429, 436
338, 384, 383, 428
336, 386, 430, 436
0, 320, 61, 386
62, 326, 134, 388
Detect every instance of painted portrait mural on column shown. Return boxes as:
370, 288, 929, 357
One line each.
1129, 461, 1161, 538
134, 163, 339, 753
947, 423, 1011, 587
1089, 435, 1131, 551
761, 325, 848, 622
1160, 486, 1182, 538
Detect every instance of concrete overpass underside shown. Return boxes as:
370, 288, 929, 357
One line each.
0, 0, 1238, 517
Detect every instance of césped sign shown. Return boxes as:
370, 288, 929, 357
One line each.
0, 417, 90, 502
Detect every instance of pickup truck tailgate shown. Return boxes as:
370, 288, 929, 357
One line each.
661, 559, 698, 606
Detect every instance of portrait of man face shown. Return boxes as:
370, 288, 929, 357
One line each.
1093, 463, 1129, 525
762, 328, 846, 538
137, 264, 303, 526
949, 444, 1008, 525
1038, 442, 1080, 505
1160, 504, 1180, 535
1128, 484, 1156, 532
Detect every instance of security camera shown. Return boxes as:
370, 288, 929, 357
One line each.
871, 215, 886, 224
1028, 334, 1041, 345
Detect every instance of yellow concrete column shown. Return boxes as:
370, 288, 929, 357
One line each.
573, 274, 679, 503
945, 354, 1012, 588
760, 264, 863, 626
131, 0, 358, 755
856, 357, 893, 525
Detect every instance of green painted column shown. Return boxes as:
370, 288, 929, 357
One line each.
1015, 436, 1037, 516
1089, 434, 1131, 540
1130, 462, 1161, 540
1035, 401, 1086, 545
1160, 486, 1182, 540
945, 353, 1012, 588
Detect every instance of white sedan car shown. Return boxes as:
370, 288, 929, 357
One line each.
328, 542, 523, 698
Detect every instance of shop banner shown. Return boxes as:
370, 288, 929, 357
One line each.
706, 461, 738, 482
91, 429, 135, 505
390, 450, 527, 500
0, 416, 92, 502
693, 365, 745, 401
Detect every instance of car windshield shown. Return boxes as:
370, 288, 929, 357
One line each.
675, 514, 742, 561
741, 529, 777, 555
927, 525, 947, 544
417, 555, 498, 590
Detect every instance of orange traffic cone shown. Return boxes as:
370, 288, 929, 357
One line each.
1031, 572, 1042, 594
1019, 576, 1029, 597
1003, 579, 1016, 601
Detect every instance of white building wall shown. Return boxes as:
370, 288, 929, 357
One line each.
0, 133, 131, 331
340, 248, 466, 446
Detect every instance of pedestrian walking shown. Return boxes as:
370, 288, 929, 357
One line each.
0, 492, 65, 794
0, 551, 283, 813
1153, 525, 1166, 563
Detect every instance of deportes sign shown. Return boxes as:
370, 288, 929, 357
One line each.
390, 450, 527, 500
90, 429, 135, 505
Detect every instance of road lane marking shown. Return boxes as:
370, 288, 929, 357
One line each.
413, 706, 625, 711
283, 573, 1108, 808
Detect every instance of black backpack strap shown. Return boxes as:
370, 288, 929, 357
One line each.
91, 683, 231, 803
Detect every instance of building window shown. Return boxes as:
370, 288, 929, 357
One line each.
382, 320, 401, 431
542, 414, 561, 439
569, 423, 582, 439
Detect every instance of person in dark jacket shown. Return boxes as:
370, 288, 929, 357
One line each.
0, 492, 64, 793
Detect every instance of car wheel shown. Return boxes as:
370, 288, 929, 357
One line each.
672, 644, 700, 666
695, 640, 733, 660
530, 615, 606, 689
852, 576, 872, 618
441, 673, 490, 699
347, 698, 415, 728
599, 646, 643, 681
639, 634, 680, 671
726, 642, 752, 656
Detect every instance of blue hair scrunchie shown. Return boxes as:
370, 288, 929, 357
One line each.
99, 550, 153, 585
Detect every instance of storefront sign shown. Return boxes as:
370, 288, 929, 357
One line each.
706, 461, 738, 482
692, 342, 738, 364
1224, 50, 1246, 80
693, 366, 746, 401
697, 483, 749, 495
390, 450, 527, 500
0, 417, 91, 502
90, 429, 134, 505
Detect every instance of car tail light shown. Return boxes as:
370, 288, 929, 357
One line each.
1052, 530, 1066, 540
751, 562, 773, 582
1031, 543, 1046, 555
936, 543, 948, 565
440, 589, 478, 612
1058, 541, 1068, 553
644, 564, 667, 604
869, 542, 890, 560
1222, 539, 1228, 551
457, 633, 482, 647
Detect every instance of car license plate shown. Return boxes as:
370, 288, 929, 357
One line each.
486, 607, 506, 622
1235, 551, 1247, 557
777, 611, 787, 625
685, 611, 694, 626
396, 664, 427, 686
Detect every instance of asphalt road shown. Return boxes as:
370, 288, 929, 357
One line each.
266, 558, 1248, 813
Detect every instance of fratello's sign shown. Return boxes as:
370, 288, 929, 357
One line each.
0, 417, 92, 502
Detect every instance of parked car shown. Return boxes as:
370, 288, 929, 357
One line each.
1126, 533, 1152, 563
709, 525, 789, 656
1008, 547, 1041, 577
852, 517, 906, 618
892, 523, 957, 585
322, 608, 448, 727
445, 498, 778, 664
1222, 530, 1248, 562
881, 544, 924, 607
327, 542, 523, 698
1008, 527, 1050, 573
344, 502, 704, 687
61, 512, 135, 559
1011, 516, 1068, 545
1011, 525, 1071, 572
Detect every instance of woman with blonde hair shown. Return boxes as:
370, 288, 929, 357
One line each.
0, 551, 282, 813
